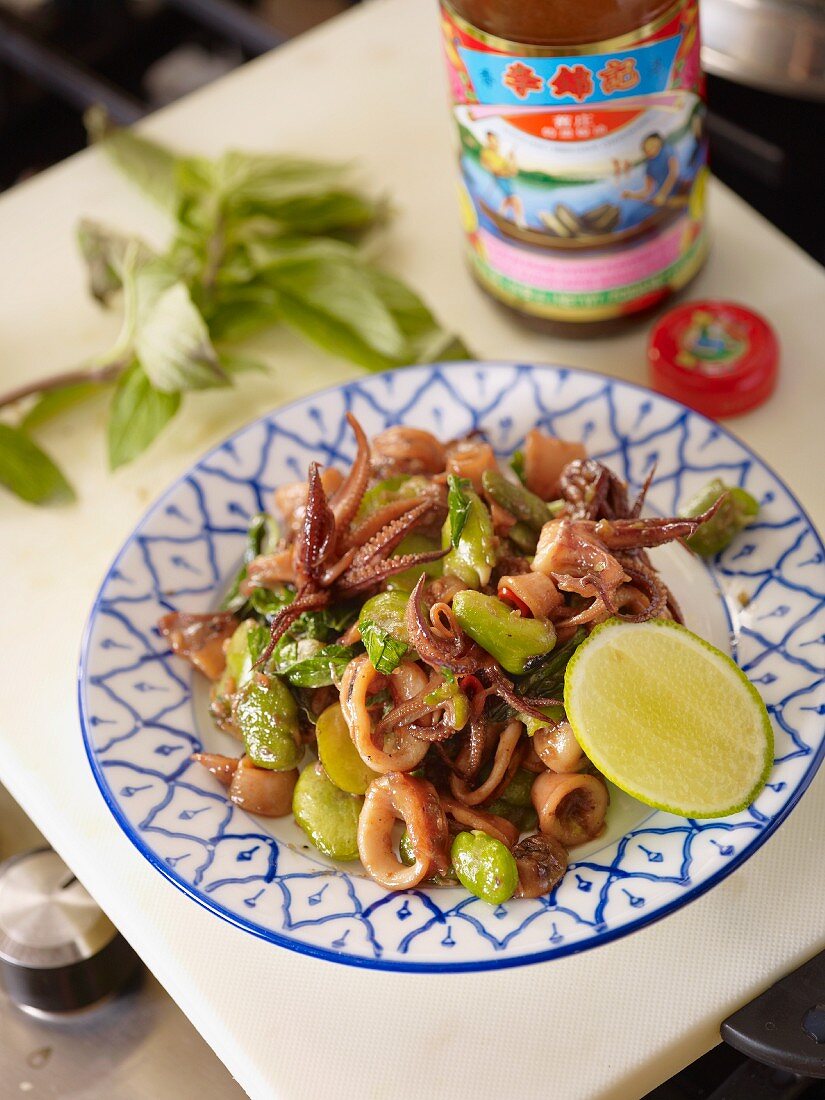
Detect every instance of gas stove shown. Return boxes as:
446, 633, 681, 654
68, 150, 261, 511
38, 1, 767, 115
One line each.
0, 784, 245, 1099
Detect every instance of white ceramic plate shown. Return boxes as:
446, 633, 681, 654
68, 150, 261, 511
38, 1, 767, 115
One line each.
79, 362, 825, 971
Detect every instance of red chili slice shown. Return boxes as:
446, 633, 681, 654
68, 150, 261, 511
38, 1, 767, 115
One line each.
498, 585, 533, 618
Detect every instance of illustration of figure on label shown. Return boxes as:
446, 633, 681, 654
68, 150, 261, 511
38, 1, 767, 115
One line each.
480, 131, 525, 226
622, 132, 681, 207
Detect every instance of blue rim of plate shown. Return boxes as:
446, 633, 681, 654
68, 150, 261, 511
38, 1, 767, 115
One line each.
78, 361, 825, 973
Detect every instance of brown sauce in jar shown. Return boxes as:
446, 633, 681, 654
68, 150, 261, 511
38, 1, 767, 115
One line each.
440, 0, 709, 334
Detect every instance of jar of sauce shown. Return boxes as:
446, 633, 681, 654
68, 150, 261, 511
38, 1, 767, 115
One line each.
439, 0, 709, 333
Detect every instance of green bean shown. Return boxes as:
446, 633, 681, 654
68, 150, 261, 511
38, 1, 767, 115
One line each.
441, 491, 496, 588
234, 674, 303, 770
451, 830, 519, 904
507, 521, 538, 554
292, 762, 362, 861
681, 478, 760, 557
315, 702, 378, 795
481, 468, 552, 531
452, 590, 556, 675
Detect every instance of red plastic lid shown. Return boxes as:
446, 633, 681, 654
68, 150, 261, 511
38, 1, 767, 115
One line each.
648, 300, 779, 419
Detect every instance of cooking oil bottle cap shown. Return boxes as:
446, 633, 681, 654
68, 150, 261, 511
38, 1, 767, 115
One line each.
648, 300, 779, 418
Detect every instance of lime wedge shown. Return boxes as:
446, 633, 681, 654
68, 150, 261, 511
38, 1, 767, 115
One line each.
564, 619, 773, 818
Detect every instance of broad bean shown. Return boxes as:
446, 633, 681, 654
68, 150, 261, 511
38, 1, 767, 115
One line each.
452, 590, 556, 675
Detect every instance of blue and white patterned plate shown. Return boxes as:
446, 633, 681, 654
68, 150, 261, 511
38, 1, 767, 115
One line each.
79, 363, 825, 972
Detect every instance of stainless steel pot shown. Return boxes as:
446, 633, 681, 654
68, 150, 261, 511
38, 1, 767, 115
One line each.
701, 0, 825, 99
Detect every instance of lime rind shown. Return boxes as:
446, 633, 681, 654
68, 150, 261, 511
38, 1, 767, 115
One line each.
564, 617, 774, 819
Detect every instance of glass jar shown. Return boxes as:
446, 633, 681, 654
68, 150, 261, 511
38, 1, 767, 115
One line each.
440, 0, 709, 334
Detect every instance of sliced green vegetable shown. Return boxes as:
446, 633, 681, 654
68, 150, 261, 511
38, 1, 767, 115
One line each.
681, 478, 760, 557
315, 702, 378, 795
507, 521, 538, 554
292, 761, 362, 861
441, 489, 496, 588
356, 475, 409, 520
358, 590, 409, 673
234, 674, 302, 770
451, 830, 519, 905
386, 532, 444, 592
520, 704, 565, 738
510, 450, 526, 484
481, 468, 551, 531
452, 590, 556, 675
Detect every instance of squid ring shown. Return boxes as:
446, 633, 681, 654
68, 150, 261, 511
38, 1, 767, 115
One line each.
340, 656, 430, 774
531, 771, 609, 847
357, 773, 450, 890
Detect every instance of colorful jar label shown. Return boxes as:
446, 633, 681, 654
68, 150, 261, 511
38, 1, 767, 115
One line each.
440, 1, 709, 321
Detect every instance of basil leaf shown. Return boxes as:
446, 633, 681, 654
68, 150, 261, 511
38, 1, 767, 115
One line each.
107, 362, 181, 470
486, 630, 586, 722
275, 639, 358, 688
20, 380, 106, 431
76, 219, 156, 305
131, 269, 227, 393
250, 190, 381, 235
269, 255, 409, 364
87, 113, 180, 216
0, 424, 75, 505
246, 621, 271, 666
360, 618, 408, 675
218, 351, 268, 375
447, 474, 472, 548
363, 269, 471, 363
250, 585, 294, 619
292, 603, 359, 642
221, 513, 282, 612
202, 152, 350, 207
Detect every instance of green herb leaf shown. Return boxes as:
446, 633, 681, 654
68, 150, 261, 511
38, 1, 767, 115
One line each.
221, 512, 282, 612
447, 474, 472, 548
274, 639, 358, 687
20, 380, 106, 431
76, 219, 156, 305
360, 618, 408, 675
129, 266, 227, 393
217, 351, 268, 375
268, 255, 409, 365
107, 362, 181, 470
0, 423, 75, 505
487, 630, 586, 722
250, 586, 295, 619
510, 450, 526, 484
202, 281, 281, 343
87, 111, 180, 216
363, 269, 471, 363
291, 603, 359, 642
